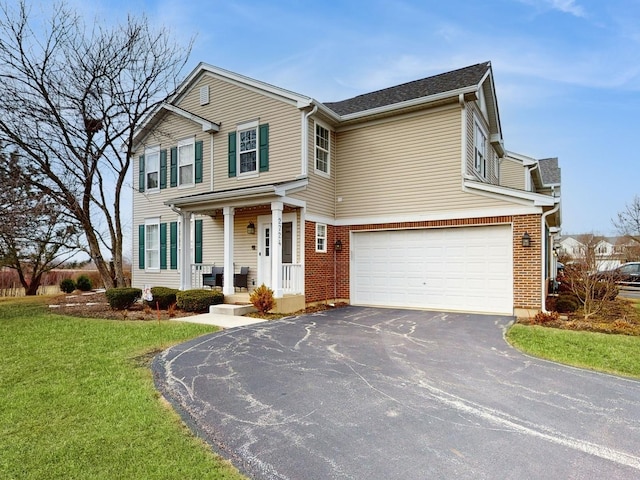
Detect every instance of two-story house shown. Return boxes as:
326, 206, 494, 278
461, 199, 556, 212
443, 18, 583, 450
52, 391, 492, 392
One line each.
131, 61, 561, 317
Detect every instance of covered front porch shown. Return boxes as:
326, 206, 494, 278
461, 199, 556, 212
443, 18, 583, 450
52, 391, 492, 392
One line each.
166, 180, 308, 313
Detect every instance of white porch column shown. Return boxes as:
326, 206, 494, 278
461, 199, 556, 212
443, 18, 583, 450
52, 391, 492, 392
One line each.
271, 201, 284, 298
179, 211, 192, 290
223, 206, 235, 296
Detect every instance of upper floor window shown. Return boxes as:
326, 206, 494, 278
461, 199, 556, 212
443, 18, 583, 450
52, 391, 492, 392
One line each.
315, 123, 330, 176
145, 146, 160, 191
178, 139, 194, 186
239, 123, 258, 174
474, 122, 486, 178
228, 121, 269, 178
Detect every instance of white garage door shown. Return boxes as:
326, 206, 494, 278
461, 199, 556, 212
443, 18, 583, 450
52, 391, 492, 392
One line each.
351, 226, 513, 314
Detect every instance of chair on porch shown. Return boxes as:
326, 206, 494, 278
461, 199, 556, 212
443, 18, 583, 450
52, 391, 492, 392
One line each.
203, 266, 224, 289
234, 266, 249, 291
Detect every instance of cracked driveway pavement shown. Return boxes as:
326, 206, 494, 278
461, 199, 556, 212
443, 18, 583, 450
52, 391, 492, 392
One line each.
153, 307, 640, 479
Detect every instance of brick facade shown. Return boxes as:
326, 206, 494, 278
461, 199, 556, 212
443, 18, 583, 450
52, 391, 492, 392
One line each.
304, 214, 545, 312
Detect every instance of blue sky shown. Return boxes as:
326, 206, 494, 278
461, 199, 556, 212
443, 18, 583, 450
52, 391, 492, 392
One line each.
68, 0, 639, 236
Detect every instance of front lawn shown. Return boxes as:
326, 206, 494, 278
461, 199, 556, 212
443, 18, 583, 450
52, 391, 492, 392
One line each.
0, 297, 246, 480
507, 323, 640, 379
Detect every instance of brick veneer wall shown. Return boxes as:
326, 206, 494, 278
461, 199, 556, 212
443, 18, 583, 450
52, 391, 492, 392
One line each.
304, 215, 544, 311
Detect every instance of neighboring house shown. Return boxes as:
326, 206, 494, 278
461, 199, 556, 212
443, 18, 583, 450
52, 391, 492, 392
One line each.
131, 61, 561, 317
559, 235, 638, 270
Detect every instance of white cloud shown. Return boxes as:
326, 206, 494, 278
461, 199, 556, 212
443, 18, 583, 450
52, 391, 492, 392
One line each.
516, 0, 587, 18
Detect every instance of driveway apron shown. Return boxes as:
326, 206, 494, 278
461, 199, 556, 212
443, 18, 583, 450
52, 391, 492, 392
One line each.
153, 306, 640, 479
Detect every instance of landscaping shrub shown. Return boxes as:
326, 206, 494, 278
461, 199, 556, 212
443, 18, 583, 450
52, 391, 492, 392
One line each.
176, 289, 224, 313
105, 287, 142, 310
59, 278, 76, 294
144, 286, 179, 310
76, 274, 92, 292
250, 284, 275, 315
556, 294, 579, 313
532, 310, 560, 325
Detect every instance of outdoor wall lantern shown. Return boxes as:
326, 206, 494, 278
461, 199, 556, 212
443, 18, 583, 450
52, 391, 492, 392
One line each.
334, 239, 343, 251
247, 222, 255, 235
522, 232, 532, 247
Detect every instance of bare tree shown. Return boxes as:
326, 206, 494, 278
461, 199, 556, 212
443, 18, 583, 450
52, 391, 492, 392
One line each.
0, 149, 81, 294
561, 234, 619, 320
613, 195, 640, 245
0, 1, 191, 288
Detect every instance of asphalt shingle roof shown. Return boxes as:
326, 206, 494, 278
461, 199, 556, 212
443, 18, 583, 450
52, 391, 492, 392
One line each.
538, 157, 561, 185
323, 62, 491, 116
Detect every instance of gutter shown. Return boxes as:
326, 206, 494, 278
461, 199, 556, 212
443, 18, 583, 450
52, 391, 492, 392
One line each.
301, 105, 318, 176
540, 200, 561, 313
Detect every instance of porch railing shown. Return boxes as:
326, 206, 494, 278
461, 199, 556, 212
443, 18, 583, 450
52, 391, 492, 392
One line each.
191, 263, 215, 289
283, 263, 303, 294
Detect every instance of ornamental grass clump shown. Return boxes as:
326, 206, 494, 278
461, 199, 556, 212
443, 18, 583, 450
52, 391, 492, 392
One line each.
250, 284, 275, 315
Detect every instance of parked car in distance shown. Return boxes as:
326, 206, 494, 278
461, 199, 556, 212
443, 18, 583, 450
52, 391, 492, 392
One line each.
593, 262, 640, 286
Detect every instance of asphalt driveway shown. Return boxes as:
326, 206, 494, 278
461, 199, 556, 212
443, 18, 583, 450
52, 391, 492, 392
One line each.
153, 307, 640, 479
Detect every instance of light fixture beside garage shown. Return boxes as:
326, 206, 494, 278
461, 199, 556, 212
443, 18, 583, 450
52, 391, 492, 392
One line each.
522, 232, 532, 247
334, 239, 343, 251
247, 222, 255, 235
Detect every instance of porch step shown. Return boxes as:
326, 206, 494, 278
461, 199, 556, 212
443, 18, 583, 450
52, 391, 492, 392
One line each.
209, 303, 257, 316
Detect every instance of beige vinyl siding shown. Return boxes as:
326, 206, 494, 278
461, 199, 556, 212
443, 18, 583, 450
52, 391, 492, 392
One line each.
335, 105, 511, 219
178, 75, 302, 190
292, 118, 336, 217
500, 157, 526, 190
465, 102, 500, 184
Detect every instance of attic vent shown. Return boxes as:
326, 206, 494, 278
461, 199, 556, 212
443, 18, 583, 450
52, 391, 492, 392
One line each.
199, 85, 209, 106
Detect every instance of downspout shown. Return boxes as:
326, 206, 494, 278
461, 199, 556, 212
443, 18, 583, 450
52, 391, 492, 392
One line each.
301, 105, 318, 177
540, 201, 560, 312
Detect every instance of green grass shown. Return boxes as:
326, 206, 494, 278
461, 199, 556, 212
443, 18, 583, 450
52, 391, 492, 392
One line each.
0, 297, 247, 480
507, 323, 640, 379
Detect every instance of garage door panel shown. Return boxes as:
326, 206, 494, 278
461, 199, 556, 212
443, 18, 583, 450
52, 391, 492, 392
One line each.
351, 226, 513, 314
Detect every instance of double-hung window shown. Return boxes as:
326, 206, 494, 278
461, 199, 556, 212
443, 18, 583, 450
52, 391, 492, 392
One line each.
316, 223, 327, 253
178, 139, 194, 186
145, 218, 160, 270
315, 123, 330, 176
238, 120, 258, 175
474, 121, 487, 178
145, 146, 160, 191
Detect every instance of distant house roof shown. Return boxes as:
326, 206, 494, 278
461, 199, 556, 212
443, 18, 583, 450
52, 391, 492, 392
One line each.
538, 157, 561, 185
323, 62, 491, 116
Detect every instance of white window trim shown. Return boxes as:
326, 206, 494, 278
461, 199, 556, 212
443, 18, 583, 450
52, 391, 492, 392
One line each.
237, 119, 259, 178
145, 217, 160, 271
316, 223, 327, 253
177, 138, 195, 188
473, 120, 487, 179
314, 121, 331, 178
145, 145, 160, 193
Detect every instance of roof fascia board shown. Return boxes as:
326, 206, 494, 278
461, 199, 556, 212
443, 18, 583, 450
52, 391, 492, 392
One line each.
464, 179, 558, 206
162, 104, 219, 133
336, 85, 477, 122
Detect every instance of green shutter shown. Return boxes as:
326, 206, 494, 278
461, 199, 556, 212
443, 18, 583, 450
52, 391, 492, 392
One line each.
228, 132, 237, 177
170, 147, 177, 187
160, 223, 167, 269
195, 140, 203, 184
138, 225, 145, 269
194, 219, 203, 264
259, 123, 269, 172
159, 150, 167, 189
170, 222, 178, 270
138, 155, 145, 192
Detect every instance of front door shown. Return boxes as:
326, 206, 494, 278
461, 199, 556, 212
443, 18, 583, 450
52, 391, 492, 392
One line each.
258, 220, 293, 287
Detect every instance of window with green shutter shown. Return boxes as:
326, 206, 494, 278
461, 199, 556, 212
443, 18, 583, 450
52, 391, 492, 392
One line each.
160, 223, 167, 269
138, 155, 145, 192
170, 222, 178, 270
229, 121, 269, 176
194, 219, 203, 264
